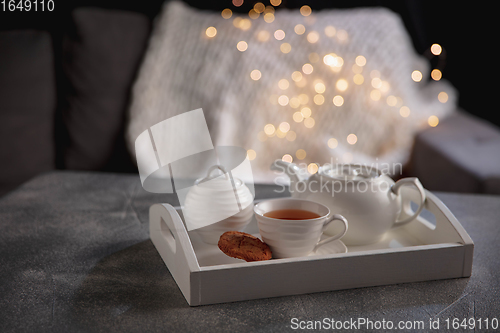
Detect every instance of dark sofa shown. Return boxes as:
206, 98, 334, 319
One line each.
1, 1, 499, 197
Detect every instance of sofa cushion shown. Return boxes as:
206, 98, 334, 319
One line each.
61, 8, 150, 171
411, 111, 500, 194
0, 30, 56, 196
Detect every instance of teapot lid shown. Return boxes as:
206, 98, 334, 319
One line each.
194, 165, 244, 190
319, 164, 381, 181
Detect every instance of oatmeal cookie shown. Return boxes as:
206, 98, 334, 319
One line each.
218, 231, 272, 262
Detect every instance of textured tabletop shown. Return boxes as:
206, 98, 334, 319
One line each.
0, 171, 499, 332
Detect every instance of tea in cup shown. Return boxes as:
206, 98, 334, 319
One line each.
254, 198, 348, 258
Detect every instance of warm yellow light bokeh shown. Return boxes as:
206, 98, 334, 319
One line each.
307, 163, 319, 174
328, 138, 338, 149
333, 95, 344, 106
304, 117, 315, 128
278, 95, 289, 106
278, 79, 289, 90
282, 154, 293, 163
264, 124, 275, 135
296, 149, 307, 160
291, 71, 303, 82
237, 41, 248, 52
263, 12, 275, 23
325, 26, 336, 37
293, 111, 304, 122
411, 70, 423, 82
430, 43, 442, 56
313, 94, 325, 105
274, 29, 285, 40
431, 69, 442, 81
428, 115, 439, 127
307, 31, 319, 43
355, 55, 366, 66
314, 82, 326, 94
221, 9, 232, 19
286, 131, 296, 141
247, 149, 257, 160
353, 74, 364, 85
438, 91, 449, 103
336, 79, 348, 91
302, 63, 313, 75
347, 133, 358, 145
301, 107, 312, 118
250, 69, 261, 80
254, 2, 265, 13
399, 106, 410, 117
294, 24, 306, 35
205, 27, 217, 38
280, 43, 292, 54
300, 5, 312, 16
279, 122, 290, 133
257, 30, 270, 42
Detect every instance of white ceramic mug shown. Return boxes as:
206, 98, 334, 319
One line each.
254, 198, 348, 258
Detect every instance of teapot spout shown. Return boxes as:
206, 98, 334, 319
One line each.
270, 160, 302, 194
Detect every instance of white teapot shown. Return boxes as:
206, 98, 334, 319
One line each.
271, 160, 426, 245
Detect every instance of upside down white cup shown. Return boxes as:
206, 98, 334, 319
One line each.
254, 198, 348, 259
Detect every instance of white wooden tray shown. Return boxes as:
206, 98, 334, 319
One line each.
150, 189, 474, 306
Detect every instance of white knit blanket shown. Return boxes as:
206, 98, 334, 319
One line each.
127, 1, 456, 182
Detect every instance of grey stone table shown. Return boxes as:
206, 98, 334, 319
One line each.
1, 171, 499, 332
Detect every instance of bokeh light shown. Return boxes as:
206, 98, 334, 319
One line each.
430, 43, 442, 56
294, 24, 306, 35
328, 138, 338, 149
307, 31, 319, 43
302, 63, 314, 75
428, 115, 439, 127
300, 5, 312, 16
411, 70, 423, 82
250, 69, 261, 80
205, 27, 217, 38
282, 154, 293, 163
274, 29, 285, 40
336, 79, 348, 91
438, 91, 449, 103
221, 9, 232, 19
237, 41, 248, 52
304, 117, 315, 128
280, 43, 292, 54
247, 149, 257, 160
355, 55, 367, 67
307, 163, 319, 174
333, 95, 344, 106
347, 133, 358, 145
278, 79, 289, 90
296, 149, 307, 160
264, 124, 275, 135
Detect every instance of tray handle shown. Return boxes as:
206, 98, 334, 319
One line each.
400, 188, 473, 245
150, 203, 200, 304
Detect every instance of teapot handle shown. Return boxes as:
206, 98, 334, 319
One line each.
391, 177, 426, 226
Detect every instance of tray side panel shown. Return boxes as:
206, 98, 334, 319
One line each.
195, 246, 467, 306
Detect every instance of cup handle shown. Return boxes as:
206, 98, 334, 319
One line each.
312, 214, 348, 252
391, 177, 426, 226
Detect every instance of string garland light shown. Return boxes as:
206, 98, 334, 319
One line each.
205, 2, 447, 173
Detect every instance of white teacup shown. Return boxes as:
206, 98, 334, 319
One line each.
254, 198, 348, 258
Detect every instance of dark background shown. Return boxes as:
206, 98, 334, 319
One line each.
1, 0, 495, 126
0, 0, 497, 198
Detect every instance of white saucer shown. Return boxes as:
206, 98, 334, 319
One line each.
252, 233, 348, 257
310, 237, 348, 256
